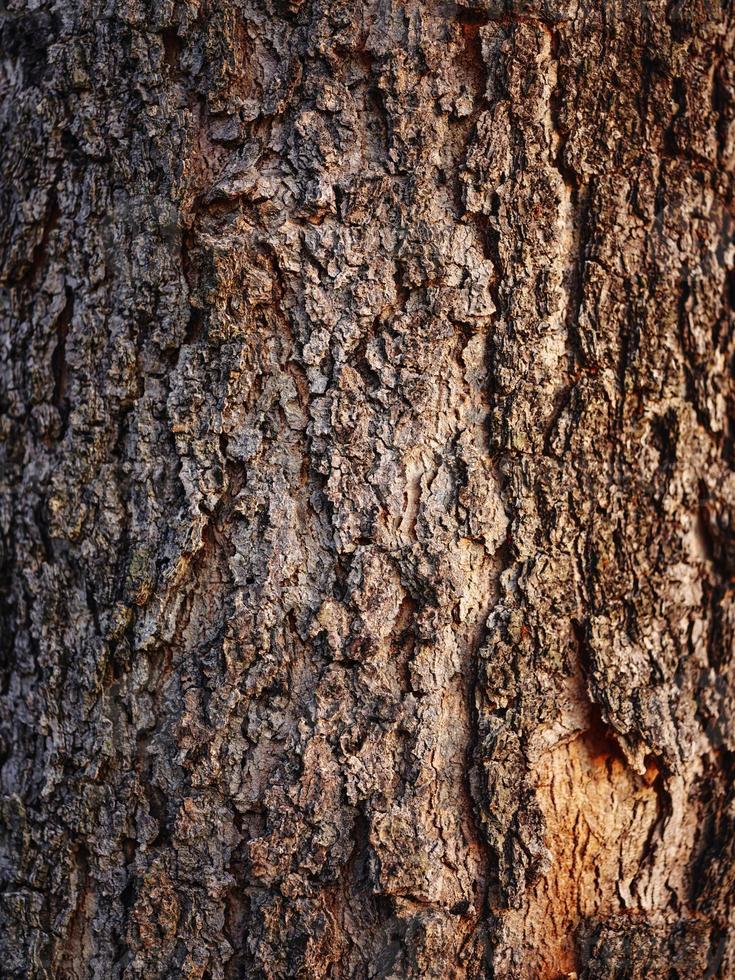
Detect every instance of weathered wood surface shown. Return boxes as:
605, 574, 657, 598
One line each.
1, 0, 734, 976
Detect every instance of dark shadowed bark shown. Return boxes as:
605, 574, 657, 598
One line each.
2, 0, 735, 976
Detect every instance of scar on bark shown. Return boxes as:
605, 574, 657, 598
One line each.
519, 715, 663, 978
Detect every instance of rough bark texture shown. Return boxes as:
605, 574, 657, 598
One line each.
2, 0, 735, 976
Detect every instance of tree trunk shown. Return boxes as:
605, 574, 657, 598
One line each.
2, 0, 735, 976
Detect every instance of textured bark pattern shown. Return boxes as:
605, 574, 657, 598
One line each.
1, 0, 735, 977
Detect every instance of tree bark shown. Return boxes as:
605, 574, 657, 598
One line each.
2, 0, 735, 976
